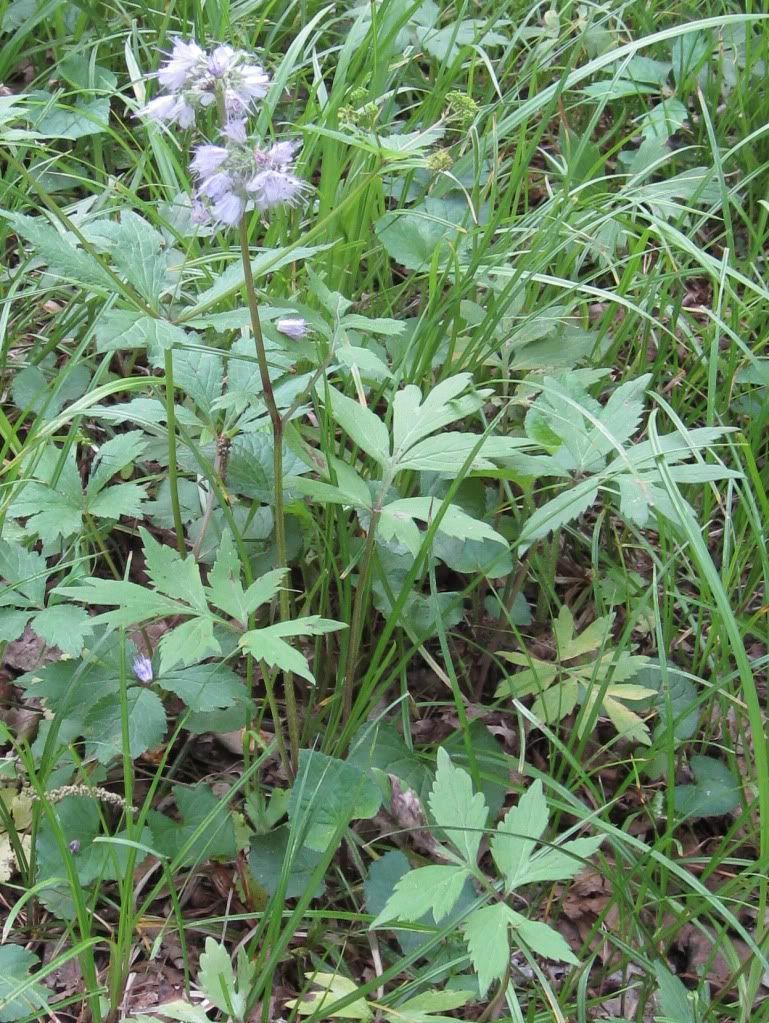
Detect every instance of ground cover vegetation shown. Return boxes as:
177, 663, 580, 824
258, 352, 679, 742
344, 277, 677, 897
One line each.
1, 0, 768, 1020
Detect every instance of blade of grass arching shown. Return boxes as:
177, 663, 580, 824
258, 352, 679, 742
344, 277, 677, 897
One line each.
647, 406, 769, 1010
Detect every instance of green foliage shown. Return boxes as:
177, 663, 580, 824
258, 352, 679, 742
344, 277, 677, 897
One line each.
496, 606, 655, 743
372, 753, 602, 995
673, 755, 741, 820
0, 945, 48, 1023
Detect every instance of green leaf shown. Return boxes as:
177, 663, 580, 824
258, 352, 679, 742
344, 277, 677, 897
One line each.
88, 482, 147, 520
94, 310, 193, 357
375, 198, 469, 271
371, 864, 470, 927
84, 687, 167, 763
248, 826, 325, 900
463, 903, 511, 997
58, 578, 181, 626
110, 211, 170, 304
322, 385, 390, 466
442, 722, 508, 819
35, 95, 110, 138
348, 722, 432, 801
158, 616, 220, 673
148, 784, 236, 867
87, 431, 148, 496
392, 374, 484, 456
240, 625, 316, 684
288, 974, 373, 1020
198, 939, 244, 1020
0, 945, 48, 1022
516, 479, 599, 552
507, 907, 578, 964
653, 961, 696, 1023
7, 212, 113, 291
428, 747, 488, 864
522, 835, 604, 885
673, 755, 741, 819
141, 528, 208, 612
491, 779, 549, 892
289, 749, 382, 851
0, 540, 46, 606
158, 664, 247, 712
30, 604, 92, 656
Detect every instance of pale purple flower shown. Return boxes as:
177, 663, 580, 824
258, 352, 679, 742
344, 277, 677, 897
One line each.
213, 191, 245, 225
199, 170, 233, 199
222, 118, 247, 143
157, 39, 205, 91
139, 94, 180, 122
191, 143, 228, 176
207, 44, 236, 78
239, 63, 271, 100
191, 199, 210, 224
276, 317, 309, 339
132, 654, 154, 683
176, 99, 196, 128
248, 169, 307, 210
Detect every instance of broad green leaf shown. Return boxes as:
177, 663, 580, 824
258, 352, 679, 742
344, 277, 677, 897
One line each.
88, 482, 147, 520
248, 826, 325, 899
322, 385, 390, 466
84, 687, 167, 763
349, 722, 432, 800
94, 310, 192, 356
442, 722, 509, 819
522, 835, 604, 885
289, 749, 382, 851
0, 945, 48, 1022
375, 198, 469, 271
158, 617, 220, 672
392, 374, 481, 454
673, 755, 741, 819
428, 748, 488, 864
0, 540, 46, 606
110, 211, 170, 304
383, 498, 507, 548
158, 664, 247, 712
140, 528, 207, 612
371, 864, 470, 927
29, 604, 92, 656
7, 212, 113, 291
35, 95, 110, 138
288, 973, 372, 1020
148, 784, 236, 867
491, 779, 549, 892
516, 479, 599, 552
463, 903, 511, 996
397, 433, 529, 473
507, 908, 578, 964
87, 431, 148, 496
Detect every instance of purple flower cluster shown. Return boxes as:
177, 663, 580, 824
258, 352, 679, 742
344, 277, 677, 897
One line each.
139, 38, 270, 129
190, 137, 309, 227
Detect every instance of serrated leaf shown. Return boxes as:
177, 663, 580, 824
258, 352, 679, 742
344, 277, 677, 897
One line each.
57, 578, 181, 626
428, 748, 488, 864
0, 945, 48, 1022
110, 211, 169, 304
507, 908, 578, 964
516, 479, 599, 552
88, 482, 147, 520
87, 431, 148, 496
94, 309, 192, 357
289, 749, 382, 851
601, 694, 652, 745
522, 835, 604, 885
30, 604, 92, 656
84, 687, 167, 763
463, 903, 511, 996
371, 864, 470, 927
158, 663, 247, 712
8, 212, 114, 291
653, 961, 696, 1023
392, 374, 481, 455
140, 528, 207, 612
239, 626, 315, 684
0, 540, 46, 606
198, 939, 243, 1019
158, 617, 219, 673
491, 779, 549, 892
288, 973, 373, 1020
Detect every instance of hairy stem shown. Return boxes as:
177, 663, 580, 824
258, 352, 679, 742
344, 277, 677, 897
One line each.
239, 218, 299, 776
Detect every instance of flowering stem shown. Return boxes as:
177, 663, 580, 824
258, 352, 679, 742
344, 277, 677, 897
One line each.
163, 348, 187, 558
239, 218, 300, 776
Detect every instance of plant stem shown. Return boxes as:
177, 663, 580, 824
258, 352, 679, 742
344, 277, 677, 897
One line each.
163, 347, 186, 558
239, 218, 299, 776
342, 505, 381, 723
